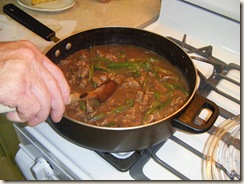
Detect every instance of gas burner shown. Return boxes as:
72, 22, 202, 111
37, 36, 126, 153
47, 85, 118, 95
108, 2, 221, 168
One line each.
202, 115, 240, 180
95, 150, 145, 172
95, 140, 167, 172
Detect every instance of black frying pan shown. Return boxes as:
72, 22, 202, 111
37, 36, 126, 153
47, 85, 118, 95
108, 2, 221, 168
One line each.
3, 4, 219, 152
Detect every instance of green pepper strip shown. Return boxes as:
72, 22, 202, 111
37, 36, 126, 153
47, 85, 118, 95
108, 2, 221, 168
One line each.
144, 100, 162, 120
79, 101, 87, 112
174, 84, 189, 96
162, 81, 175, 91
90, 59, 160, 77
90, 57, 113, 63
154, 65, 173, 75
105, 122, 117, 127
106, 62, 142, 76
89, 113, 107, 122
129, 58, 158, 63
150, 69, 160, 80
139, 62, 160, 80
107, 61, 155, 70
142, 78, 150, 91
90, 57, 114, 73
143, 98, 172, 123
88, 61, 95, 81
109, 99, 134, 115
88, 99, 134, 122
161, 81, 189, 97
106, 61, 159, 77
94, 64, 113, 73
153, 91, 161, 101
107, 62, 140, 70
138, 61, 153, 70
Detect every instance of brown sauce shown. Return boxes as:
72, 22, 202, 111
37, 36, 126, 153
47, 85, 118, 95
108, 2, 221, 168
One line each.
58, 45, 190, 127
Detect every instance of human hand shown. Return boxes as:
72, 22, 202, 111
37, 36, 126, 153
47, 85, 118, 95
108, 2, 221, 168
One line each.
0, 40, 70, 126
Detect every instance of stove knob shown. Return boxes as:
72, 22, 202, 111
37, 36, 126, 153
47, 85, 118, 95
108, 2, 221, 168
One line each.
31, 157, 55, 180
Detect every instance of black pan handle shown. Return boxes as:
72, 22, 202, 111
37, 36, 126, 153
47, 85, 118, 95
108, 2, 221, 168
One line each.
3, 3, 56, 41
173, 93, 219, 133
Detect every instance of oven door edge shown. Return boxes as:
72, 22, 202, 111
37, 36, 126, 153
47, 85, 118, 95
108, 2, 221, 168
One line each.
13, 123, 77, 180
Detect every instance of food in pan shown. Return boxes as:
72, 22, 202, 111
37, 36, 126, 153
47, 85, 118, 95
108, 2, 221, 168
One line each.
31, 0, 56, 5
58, 45, 190, 128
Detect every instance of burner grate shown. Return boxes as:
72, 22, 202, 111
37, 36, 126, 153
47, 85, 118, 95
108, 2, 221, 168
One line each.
128, 35, 240, 180
95, 35, 240, 180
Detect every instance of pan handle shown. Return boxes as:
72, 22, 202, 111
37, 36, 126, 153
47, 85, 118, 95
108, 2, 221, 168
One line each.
172, 93, 219, 133
3, 3, 58, 42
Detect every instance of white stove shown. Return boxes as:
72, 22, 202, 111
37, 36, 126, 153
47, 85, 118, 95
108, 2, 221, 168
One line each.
13, 0, 240, 180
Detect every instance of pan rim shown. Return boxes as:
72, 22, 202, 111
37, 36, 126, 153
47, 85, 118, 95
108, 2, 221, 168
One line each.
47, 27, 199, 130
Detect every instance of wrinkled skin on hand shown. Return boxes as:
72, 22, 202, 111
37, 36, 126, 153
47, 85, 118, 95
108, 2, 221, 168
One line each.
0, 40, 70, 126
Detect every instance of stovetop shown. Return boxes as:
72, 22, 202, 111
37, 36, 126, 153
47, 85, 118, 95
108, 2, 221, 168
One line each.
13, 0, 240, 180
